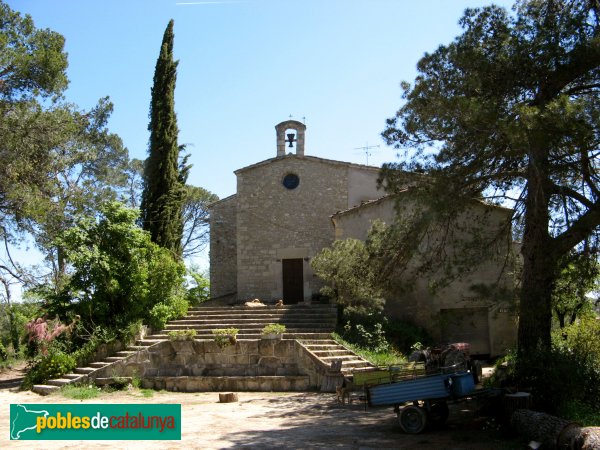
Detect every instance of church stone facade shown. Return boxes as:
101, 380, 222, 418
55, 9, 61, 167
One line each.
210, 120, 383, 304
209, 120, 517, 357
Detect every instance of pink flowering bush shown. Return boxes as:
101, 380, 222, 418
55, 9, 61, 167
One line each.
25, 317, 70, 356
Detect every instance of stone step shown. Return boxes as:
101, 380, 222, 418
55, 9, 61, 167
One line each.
74, 367, 97, 374
103, 356, 127, 362
185, 313, 337, 320
303, 345, 342, 350
135, 339, 167, 346
127, 345, 147, 351
32, 384, 60, 395
188, 306, 336, 312
164, 324, 334, 332
298, 339, 338, 345
115, 351, 137, 357
320, 354, 367, 361
310, 350, 356, 357
184, 318, 335, 324
348, 366, 379, 373
187, 307, 336, 312
169, 319, 335, 326
160, 328, 333, 335
340, 360, 372, 367
89, 361, 111, 368
62, 373, 85, 380
151, 332, 333, 340
47, 378, 76, 387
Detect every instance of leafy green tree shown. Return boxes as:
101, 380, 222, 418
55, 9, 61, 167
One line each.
22, 99, 129, 286
185, 264, 210, 306
0, 0, 68, 230
0, 2, 129, 298
46, 202, 186, 329
381, 0, 600, 357
182, 186, 218, 258
311, 237, 384, 312
553, 249, 599, 328
141, 19, 186, 258
0, 1, 67, 102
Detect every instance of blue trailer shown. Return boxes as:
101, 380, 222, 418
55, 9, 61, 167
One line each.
366, 371, 475, 433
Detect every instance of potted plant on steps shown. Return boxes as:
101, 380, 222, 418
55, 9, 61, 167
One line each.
212, 328, 239, 347
261, 324, 286, 340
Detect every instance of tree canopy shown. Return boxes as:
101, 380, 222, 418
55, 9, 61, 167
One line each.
0, 0, 68, 229
181, 185, 218, 259
45, 201, 185, 329
141, 19, 186, 258
382, 0, 600, 356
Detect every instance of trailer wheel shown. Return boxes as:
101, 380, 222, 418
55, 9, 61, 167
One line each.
398, 405, 427, 434
428, 401, 449, 428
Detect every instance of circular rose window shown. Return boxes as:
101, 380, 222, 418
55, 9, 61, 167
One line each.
282, 173, 300, 190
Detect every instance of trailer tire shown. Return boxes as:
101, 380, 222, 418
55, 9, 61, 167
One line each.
398, 405, 427, 434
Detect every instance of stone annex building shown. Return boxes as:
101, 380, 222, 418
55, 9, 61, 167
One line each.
209, 120, 517, 357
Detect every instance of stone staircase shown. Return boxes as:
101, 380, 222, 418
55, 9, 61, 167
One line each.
161, 304, 336, 340
298, 339, 372, 376
32, 304, 373, 395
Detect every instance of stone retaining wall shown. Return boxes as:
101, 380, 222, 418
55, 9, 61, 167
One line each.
142, 375, 310, 392
90, 339, 328, 391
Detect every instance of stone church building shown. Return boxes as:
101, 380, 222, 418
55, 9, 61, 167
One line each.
209, 120, 517, 356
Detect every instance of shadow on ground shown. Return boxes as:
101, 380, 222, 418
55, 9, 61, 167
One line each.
222, 393, 524, 449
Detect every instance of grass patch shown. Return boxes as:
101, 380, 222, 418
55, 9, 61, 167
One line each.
561, 400, 600, 426
332, 332, 406, 366
140, 389, 154, 398
60, 384, 101, 400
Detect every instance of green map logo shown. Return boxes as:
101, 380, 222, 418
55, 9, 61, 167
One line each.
10, 404, 181, 440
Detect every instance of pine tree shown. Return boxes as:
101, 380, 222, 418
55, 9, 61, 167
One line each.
141, 19, 185, 258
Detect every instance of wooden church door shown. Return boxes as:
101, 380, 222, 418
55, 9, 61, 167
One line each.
282, 259, 303, 304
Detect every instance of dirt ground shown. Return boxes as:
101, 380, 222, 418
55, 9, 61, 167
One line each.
0, 364, 524, 450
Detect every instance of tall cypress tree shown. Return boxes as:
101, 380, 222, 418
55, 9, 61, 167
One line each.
141, 19, 185, 258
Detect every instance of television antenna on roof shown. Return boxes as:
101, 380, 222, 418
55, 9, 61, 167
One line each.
354, 143, 380, 165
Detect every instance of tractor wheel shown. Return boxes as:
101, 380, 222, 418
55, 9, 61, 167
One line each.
397, 405, 427, 434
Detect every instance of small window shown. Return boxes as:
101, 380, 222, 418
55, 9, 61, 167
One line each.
283, 173, 300, 190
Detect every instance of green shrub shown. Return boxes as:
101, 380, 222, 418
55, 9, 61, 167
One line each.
0, 342, 7, 361
23, 351, 76, 389
503, 318, 600, 417
148, 303, 171, 331
384, 319, 433, 355
332, 332, 405, 366
148, 296, 189, 331
261, 324, 286, 335
212, 328, 238, 347
167, 329, 197, 341
71, 326, 117, 367
186, 266, 210, 306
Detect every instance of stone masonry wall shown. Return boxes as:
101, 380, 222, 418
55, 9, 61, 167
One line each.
334, 195, 517, 357
235, 155, 350, 301
89, 339, 327, 391
209, 195, 237, 300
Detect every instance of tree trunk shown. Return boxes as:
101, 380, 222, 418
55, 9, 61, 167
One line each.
511, 409, 577, 449
511, 409, 600, 450
518, 145, 556, 356
1, 278, 19, 352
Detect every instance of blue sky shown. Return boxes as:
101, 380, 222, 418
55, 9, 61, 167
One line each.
8, 0, 514, 200
4, 0, 516, 285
